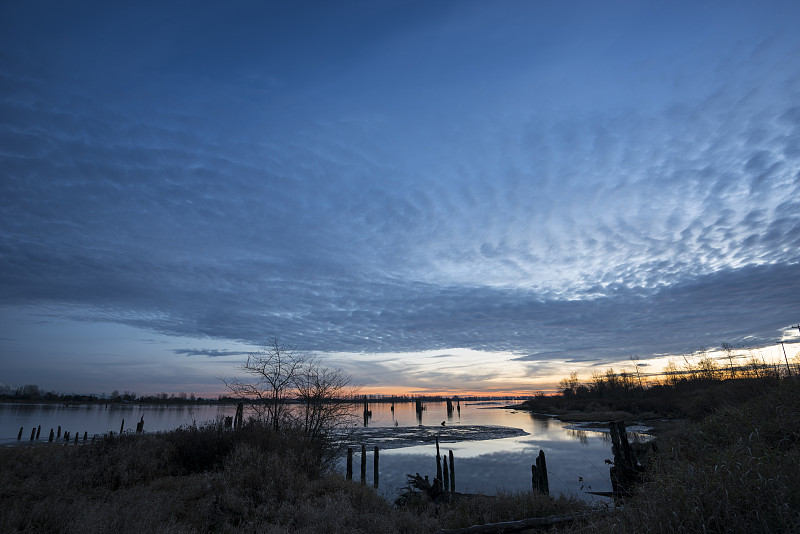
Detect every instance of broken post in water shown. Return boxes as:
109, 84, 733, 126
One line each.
17, 427, 23, 441
36, 425, 41, 440
30, 428, 36, 441
48, 428, 54, 442
360, 444, 367, 485
234, 402, 244, 429
136, 416, 144, 433
346, 447, 353, 480
609, 420, 643, 496
120, 419, 124, 434
443, 453, 450, 492
532, 449, 549, 494
373, 446, 379, 489
449, 450, 455, 492
435, 436, 443, 488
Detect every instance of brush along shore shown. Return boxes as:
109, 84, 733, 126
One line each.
0, 420, 587, 533
3, 378, 798, 533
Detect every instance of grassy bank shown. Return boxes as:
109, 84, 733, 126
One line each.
4, 379, 797, 533
571, 378, 800, 533
0, 420, 585, 533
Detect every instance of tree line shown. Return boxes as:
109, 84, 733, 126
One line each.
555, 342, 799, 400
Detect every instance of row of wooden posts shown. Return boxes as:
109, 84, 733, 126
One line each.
346, 444, 381, 488
15, 416, 145, 444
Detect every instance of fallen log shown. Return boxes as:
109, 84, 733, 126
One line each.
435, 510, 606, 534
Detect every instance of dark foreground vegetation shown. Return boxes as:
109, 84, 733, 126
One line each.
570, 378, 800, 533
2, 378, 799, 533
0, 420, 583, 533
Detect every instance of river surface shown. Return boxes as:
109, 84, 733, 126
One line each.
0, 400, 638, 502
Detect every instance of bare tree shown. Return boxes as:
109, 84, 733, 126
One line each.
224, 336, 358, 442
224, 337, 308, 431
294, 360, 358, 439
722, 342, 738, 379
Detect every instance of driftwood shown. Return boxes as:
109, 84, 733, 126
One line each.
434, 511, 605, 534
403, 473, 446, 502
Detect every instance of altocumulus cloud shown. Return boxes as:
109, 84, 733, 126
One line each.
1, 1, 799, 392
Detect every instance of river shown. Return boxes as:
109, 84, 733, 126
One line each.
0, 400, 638, 502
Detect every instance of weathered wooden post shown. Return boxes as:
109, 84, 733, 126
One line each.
57, 425, 61, 438
30, 428, 36, 441
532, 449, 549, 494
443, 453, 450, 492
609, 420, 641, 495
373, 446, 379, 489
83, 431, 88, 442
449, 450, 455, 492
64, 431, 69, 442
49, 428, 54, 442
346, 447, 353, 480
224, 416, 233, 428
360, 444, 367, 485
136, 416, 144, 433
74, 432, 79, 444
435, 436, 443, 486
234, 402, 244, 429
17, 427, 23, 441
36, 425, 41, 440
120, 419, 125, 434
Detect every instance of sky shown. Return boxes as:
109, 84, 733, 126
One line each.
1, 1, 799, 397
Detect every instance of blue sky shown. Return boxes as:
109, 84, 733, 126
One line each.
1, 1, 799, 396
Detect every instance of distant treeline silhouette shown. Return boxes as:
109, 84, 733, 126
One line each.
0, 385, 213, 404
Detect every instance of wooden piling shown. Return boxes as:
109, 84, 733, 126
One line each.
74, 432, 78, 444
608, 420, 642, 495
36, 425, 41, 440
57, 425, 61, 438
360, 444, 367, 485
120, 419, 125, 434
30, 428, 36, 441
83, 431, 88, 442
234, 402, 244, 429
443, 454, 450, 492
373, 446, 379, 489
136, 416, 144, 433
17, 427, 23, 441
532, 450, 549, 494
435, 437, 443, 485
449, 450, 455, 492
346, 447, 353, 480
64, 431, 69, 442
49, 428, 54, 442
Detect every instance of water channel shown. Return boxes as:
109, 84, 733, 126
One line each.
0, 400, 635, 502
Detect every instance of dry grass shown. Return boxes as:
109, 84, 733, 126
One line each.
0, 420, 586, 533
569, 379, 800, 533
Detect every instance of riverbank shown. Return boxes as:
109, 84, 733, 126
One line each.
569, 378, 800, 533
0, 420, 588, 533
4, 378, 796, 532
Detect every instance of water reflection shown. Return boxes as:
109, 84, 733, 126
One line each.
3, 400, 621, 501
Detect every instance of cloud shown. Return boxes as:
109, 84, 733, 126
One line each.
172, 348, 251, 358
1, 1, 800, 394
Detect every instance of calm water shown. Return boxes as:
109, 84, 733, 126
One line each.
0, 400, 627, 502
